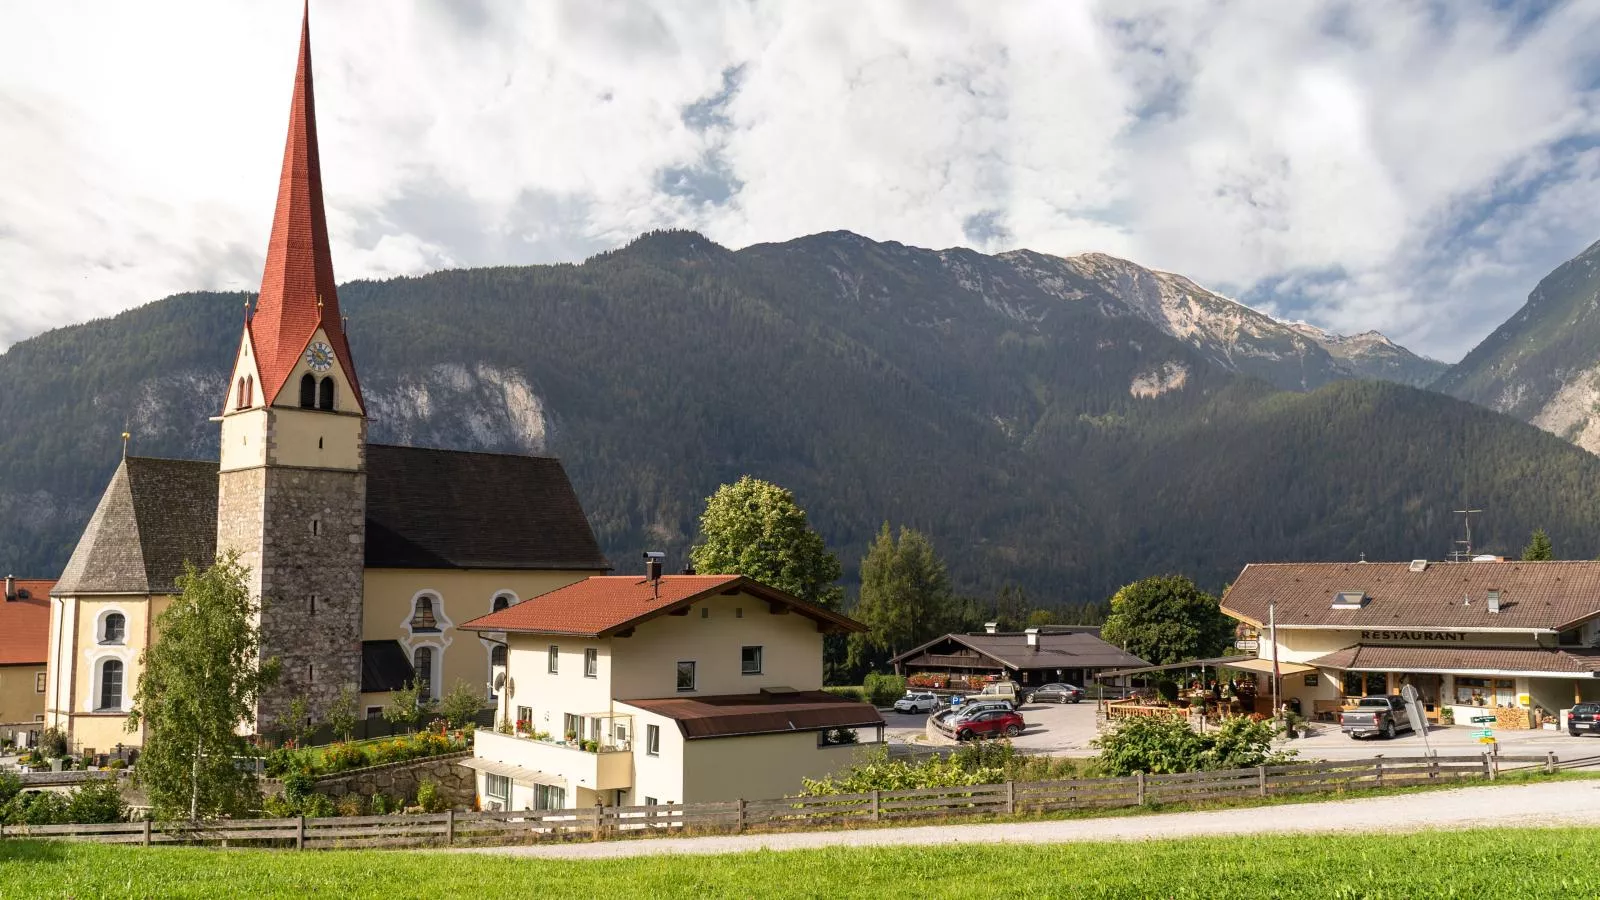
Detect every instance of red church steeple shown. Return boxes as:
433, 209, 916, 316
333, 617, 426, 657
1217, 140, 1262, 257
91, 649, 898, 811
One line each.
249, 2, 362, 409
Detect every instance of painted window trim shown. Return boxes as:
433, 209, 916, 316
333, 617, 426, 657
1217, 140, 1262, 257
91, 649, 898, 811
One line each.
93, 607, 129, 646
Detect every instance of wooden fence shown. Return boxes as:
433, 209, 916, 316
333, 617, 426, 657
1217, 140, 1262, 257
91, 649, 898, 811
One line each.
0, 753, 1554, 851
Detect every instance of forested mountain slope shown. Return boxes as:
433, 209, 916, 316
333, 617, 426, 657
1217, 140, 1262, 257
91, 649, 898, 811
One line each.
5, 230, 1598, 604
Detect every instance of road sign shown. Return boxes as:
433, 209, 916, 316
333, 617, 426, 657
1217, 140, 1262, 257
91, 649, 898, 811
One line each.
1474, 729, 1494, 738
1470, 716, 1496, 724
1478, 736, 1497, 744
1401, 684, 1419, 703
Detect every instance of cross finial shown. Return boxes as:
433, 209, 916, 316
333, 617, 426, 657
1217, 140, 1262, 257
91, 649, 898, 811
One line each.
317, 293, 324, 310
121, 431, 131, 459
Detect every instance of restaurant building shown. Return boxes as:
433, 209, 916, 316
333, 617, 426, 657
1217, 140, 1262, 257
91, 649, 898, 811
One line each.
1220, 560, 1600, 726
890, 625, 1149, 689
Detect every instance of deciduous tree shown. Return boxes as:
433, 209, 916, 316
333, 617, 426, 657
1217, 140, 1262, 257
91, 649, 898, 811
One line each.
127, 554, 280, 821
848, 523, 955, 670
689, 476, 843, 610
1099, 575, 1233, 666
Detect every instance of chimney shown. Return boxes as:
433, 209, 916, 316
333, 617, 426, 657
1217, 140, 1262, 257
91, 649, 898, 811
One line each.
984, 622, 998, 635
643, 551, 665, 583
3, 575, 13, 602
681, 563, 697, 576
1487, 589, 1501, 614
1025, 627, 1039, 649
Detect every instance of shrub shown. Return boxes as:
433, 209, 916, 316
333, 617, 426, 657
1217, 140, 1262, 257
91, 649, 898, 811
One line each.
1154, 679, 1180, 704
440, 680, 484, 729
64, 778, 127, 824
416, 779, 446, 813
863, 673, 908, 708
302, 793, 336, 818
37, 727, 69, 760
336, 793, 365, 817
281, 771, 315, 803
370, 793, 389, 815
0, 773, 21, 806
264, 746, 307, 778
19, 792, 69, 825
823, 686, 865, 703
320, 742, 370, 773
1092, 715, 1292, 777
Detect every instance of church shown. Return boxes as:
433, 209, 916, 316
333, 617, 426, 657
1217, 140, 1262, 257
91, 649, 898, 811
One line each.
43, 9, 611, 754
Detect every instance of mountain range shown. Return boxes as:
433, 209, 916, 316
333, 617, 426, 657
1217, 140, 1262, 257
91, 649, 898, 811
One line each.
6, 230, 1600, 608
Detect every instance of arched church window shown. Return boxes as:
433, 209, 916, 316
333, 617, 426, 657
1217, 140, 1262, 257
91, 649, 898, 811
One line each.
236, 377, 247, 410
102, 613, 125, 645
318, 377, 335, 411
414, 648, 433, 701
491, 645, 507, 668
245, 375, 253, 407
300, 373, 316, 408
98, 660, 124, 711
493, 594, 511, 613
411, 596, 439, 632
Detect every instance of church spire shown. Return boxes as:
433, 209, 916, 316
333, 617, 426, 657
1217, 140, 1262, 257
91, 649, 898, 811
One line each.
249, 2, 362, 408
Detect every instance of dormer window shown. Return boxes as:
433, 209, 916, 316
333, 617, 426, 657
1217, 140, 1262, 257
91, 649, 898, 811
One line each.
300, 373, 316, 408
1331, 591, 1368, 609
411, 596, 439, 632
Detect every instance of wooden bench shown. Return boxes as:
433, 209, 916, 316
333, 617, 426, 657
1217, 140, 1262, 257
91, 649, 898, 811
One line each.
1312, 700, 1343, 722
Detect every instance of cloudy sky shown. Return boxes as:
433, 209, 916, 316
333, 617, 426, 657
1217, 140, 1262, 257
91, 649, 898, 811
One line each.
3, 1, 1599, 361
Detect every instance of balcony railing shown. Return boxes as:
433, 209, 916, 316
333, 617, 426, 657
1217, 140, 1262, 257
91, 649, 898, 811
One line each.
475, 729, 632, 792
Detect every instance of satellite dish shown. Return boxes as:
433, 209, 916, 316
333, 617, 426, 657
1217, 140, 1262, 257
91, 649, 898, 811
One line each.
507, 678, 515, 698
493, 672, 506, 691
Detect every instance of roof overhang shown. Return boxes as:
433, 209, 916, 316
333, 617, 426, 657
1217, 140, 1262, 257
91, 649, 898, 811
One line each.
459, 757, 568, 788
1219, 657, 1316, 677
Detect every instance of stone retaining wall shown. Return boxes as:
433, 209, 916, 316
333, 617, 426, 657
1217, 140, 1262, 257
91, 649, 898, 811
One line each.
303, 751, 476, 809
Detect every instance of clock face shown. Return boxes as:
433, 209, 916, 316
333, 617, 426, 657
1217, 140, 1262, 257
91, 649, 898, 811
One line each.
304, 341, 335, 372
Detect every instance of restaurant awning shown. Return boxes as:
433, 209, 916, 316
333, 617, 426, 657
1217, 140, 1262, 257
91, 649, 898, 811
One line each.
1096, 656, 1248, 678
1218, 657, 1316, 677
458, 757, 568, 788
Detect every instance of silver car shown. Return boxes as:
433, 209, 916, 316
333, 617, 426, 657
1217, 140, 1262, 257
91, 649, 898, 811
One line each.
893, 691, 939, 713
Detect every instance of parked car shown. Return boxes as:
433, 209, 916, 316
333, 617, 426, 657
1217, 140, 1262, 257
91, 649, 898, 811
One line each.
893, 691, 940, 714
964, 681, 1021, 705
1340, 695, 1413, 739
1569, 702, 1600, 736
952, 709, 1026, 741
1028, 683, 1085, 704
935, 699, 1017, 732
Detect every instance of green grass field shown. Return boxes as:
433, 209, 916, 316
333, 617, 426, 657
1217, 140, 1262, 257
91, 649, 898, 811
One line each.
4, 828, 1600, 899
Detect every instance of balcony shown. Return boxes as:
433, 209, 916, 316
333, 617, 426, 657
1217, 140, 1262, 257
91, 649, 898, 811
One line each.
475, 728, 632, 792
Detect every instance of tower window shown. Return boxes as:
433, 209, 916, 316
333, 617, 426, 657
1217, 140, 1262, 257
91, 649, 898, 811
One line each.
491, 644, 507, 668
309, 595, 317, 616
318, 377, 335, 411
311, 518, 321, 537
300, 373, 316, 408
98, 660, 124, 711
245, 374, 253, 407
493, 594, 512, 613
411, 596, 439, 632
414, 647, 433, 701
308, 663, 315, 683
236, 377, 247, 410
101, 613, 126, 645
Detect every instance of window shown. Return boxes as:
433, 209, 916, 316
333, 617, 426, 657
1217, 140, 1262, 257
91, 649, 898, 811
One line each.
410, 596, 438, 632
307, 663, 315, 683
676, 661, 696, 692
492, 594, 512, 613
741, 646, 763, 675
819, 727, 859, 747
485, 773, 510, 806
548, 645, 560, 674
735, 607, 743, 619
1364, 672, 1387, 696
1342, 670, 1363, 698
584, 648, 598, 678
535, 784, 566, 810
491, 645, 507, 669
1455, 677, 1516, 706
1560, 628, 1583, 647
35, 672, 47, 693
516, 705, 532, 731
414, 647, 433, 701
318, 377, 335, 411
309, 595, 317, 616
98, 660, 124, 711
644, 796, 658, 806
245, 375, 253, 407
300, 372, 316, 408
236, 377, 246, 409
101, 613, 125, 645
701, 607, 709, 619
563, 713, 583, 740
646, 724, 660, 756
366, 706, 383, 719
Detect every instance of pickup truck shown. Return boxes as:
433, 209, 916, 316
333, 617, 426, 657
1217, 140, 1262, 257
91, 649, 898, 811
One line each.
1340, 696, 1414, 739
965, 681, 1021, 705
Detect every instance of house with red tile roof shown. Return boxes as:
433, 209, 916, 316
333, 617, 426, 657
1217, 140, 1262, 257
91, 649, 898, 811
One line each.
457, 569, 881, 810
1, 577, 53, 742
1221, 559, 1600, 728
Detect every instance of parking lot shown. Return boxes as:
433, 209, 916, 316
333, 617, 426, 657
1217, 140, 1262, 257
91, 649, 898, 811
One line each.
882, 699, 1600, 764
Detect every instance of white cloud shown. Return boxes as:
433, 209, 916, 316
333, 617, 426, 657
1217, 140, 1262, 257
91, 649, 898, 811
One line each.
1, 0, 1598, 361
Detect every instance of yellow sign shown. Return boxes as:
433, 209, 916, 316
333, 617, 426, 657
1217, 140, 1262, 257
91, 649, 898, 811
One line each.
1478, 736, 1497, 744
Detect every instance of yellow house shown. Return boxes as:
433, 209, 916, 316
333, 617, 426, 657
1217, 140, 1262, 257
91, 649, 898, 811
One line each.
1, 577, 52, 745
460, 571, 883, 810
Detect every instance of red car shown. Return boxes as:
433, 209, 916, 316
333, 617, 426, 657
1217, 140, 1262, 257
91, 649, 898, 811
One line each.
953, 709, 1025, 741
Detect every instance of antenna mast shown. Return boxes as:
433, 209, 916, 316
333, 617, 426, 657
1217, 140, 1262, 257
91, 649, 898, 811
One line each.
1452, 506, 1483, 561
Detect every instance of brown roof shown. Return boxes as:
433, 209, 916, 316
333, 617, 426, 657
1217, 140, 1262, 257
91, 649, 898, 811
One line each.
892, 631, 1149, 671
0, 580, 53, 666
1305, 644, 1600, 675
248, 4, 362, 409
624, 691, 884, 740
458, 575, 865, 638
1221, 561, 1600, 632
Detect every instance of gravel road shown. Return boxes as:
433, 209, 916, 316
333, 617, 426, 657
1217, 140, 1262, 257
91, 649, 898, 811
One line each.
454, 780, 1600, 861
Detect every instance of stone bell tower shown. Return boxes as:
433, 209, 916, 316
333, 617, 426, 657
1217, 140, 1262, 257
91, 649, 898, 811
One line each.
216, 4, 366, 732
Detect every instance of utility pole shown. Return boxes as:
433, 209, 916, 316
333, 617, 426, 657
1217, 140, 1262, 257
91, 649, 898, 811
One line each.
1453, 506, 1483, 561
1269, 599, 1279, 718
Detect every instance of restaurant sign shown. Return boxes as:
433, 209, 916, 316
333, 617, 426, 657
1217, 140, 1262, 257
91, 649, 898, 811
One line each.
1359, 630, 1468, 643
